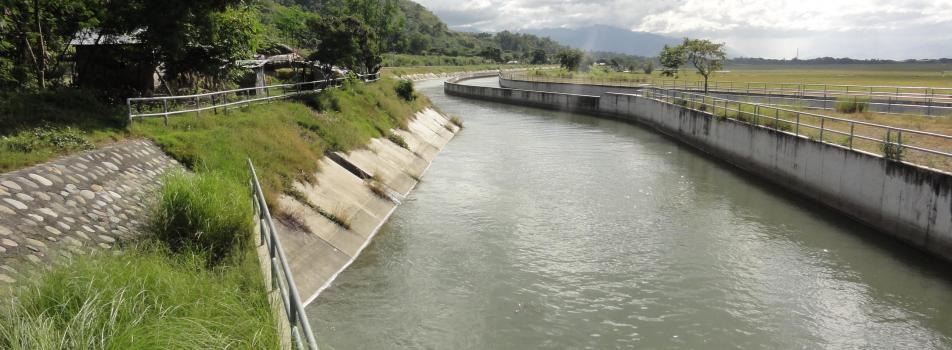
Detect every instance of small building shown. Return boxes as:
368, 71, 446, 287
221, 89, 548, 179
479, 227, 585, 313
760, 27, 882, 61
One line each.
236, 59, 268, 95
70, 29, 155, 95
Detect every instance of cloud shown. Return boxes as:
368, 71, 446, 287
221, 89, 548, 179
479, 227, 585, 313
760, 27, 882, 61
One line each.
412, 0, 952, 59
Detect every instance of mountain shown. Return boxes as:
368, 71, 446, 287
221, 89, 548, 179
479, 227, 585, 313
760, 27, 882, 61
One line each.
521, 25, 679, 57
270, 0, 568, 60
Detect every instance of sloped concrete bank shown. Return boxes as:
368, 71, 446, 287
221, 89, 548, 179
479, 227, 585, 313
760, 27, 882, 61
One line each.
446, 75, 952, 262
276, 108, 458, 305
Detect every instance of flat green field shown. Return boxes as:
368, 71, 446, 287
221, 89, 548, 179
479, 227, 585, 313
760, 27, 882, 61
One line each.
526, 64, 952, 88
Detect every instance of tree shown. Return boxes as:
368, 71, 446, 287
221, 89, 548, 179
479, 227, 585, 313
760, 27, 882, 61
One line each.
306, 15, 380, 75
658, 44, 684, 78
556, 49, 583, 71
658, 38, 726, 93
642, 62, 654, 74
530, 49, 546, 64
479, 47, 502, 63
681, 38, 726, 93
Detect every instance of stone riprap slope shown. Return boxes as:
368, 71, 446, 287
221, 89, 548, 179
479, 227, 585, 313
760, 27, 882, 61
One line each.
0, 139, 179, 284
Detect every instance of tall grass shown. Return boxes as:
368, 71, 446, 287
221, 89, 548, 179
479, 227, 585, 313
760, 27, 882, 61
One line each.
151, 171, 252, 265
0, 245, 278, 349
834, 96, 870, 113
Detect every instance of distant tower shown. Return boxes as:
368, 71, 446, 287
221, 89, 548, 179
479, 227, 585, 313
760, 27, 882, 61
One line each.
795, 48, 799, 60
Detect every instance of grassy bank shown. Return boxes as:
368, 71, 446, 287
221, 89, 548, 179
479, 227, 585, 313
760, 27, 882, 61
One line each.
0, 90, 128, 172
0, 77, 432, 348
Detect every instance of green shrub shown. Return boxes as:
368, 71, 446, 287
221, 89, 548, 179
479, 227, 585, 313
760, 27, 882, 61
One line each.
151, 171, 252, 265
0, 245, 278, 349
834, 96, 870, 113
1, 125, 93, 153
395, 80, 416, 101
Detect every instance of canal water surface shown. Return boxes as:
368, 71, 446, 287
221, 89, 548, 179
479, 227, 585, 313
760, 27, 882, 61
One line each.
309, 77, 952, 349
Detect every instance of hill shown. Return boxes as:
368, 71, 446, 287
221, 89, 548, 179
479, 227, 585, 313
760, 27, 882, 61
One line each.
270, 0, 569, 62
521, 25, 679, 57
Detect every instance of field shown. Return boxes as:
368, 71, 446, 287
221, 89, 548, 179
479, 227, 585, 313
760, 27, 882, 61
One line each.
523, 63, 952, 88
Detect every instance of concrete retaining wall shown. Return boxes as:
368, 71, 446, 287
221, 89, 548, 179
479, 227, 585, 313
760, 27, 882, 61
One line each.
277, 108, 458, 305
499, 75, 645, 96
446, 75, 600, 114
446, 76, 952, 262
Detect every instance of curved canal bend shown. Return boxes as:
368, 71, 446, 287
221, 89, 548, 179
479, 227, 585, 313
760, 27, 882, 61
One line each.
309, 77, 952, 349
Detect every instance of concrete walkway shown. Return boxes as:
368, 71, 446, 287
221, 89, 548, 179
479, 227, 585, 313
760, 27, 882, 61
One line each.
0, 139, 179, 284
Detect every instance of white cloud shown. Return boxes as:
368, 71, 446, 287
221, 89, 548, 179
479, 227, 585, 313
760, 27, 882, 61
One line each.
412, 0, 952, 59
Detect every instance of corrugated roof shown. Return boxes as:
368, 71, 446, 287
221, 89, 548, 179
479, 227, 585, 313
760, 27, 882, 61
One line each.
70, 28, 142, 45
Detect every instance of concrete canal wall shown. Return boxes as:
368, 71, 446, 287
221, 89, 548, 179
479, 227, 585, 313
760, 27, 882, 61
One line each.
446, 75, 952, 262
276, 108, 458, 305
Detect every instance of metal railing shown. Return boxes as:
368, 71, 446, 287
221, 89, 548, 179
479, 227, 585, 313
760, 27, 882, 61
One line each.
249, 159, 319, 350
127, 73, 379, 124
638, 87, 952, 171
502, 71, 952, 117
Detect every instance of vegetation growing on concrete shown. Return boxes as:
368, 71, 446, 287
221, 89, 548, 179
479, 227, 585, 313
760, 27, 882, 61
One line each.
449, 116, 464, 128
387, 132, 409, 149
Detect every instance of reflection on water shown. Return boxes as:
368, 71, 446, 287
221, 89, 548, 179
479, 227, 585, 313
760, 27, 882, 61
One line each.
309, 78, 952, 350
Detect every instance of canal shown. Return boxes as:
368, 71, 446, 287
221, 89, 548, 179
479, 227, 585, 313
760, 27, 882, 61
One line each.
309, 77, 952, 349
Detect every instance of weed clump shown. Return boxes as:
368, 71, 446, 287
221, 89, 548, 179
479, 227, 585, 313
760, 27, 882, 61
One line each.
834, 96, 870, 113
387, 132, 408, 149
0, 245, 278, 349
395, 80, 416, 101
881, 130, 905, 161
150, 171, 252, 265
449, 116, 464, 128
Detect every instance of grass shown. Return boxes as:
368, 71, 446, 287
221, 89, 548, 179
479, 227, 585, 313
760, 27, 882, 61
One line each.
387, 132, 409, 149
0, 90, 128, 172
366, 177, 391, 201
0, 171, 278, 349
834, 96, 870, 113
521, 63, 952, 88
0, 243, 277, 349
151, 171, 252, 265
0, 76, 432, 347
449, 116, 464, 128
132, 77, 430, 208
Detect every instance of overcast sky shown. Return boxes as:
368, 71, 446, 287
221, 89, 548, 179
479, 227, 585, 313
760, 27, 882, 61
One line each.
413, 0, 952, 59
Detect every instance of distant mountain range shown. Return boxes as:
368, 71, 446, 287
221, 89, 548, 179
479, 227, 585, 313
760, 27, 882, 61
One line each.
520, 25, 680, 57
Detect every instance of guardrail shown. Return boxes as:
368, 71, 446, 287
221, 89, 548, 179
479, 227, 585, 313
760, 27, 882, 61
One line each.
127, 73, 379, 124
639, 87, 952, 172
502, 71, 952, 117
249, 159, 319, 350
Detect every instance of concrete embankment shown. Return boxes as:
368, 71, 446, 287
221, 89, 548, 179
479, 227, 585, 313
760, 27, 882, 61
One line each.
499, 76, 952, 116
275, 108, 458, 305
446, 75, 952, 262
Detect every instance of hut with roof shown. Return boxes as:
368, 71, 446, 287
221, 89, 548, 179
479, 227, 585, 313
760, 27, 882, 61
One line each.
70, 29, 156, 95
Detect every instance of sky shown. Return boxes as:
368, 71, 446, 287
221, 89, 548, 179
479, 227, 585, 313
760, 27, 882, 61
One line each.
413, 0, 952, 59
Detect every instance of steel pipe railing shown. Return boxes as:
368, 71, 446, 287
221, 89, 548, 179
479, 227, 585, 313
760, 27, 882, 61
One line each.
249, 159, 319, 350
128, 73, 379, 124
636, 87, 952, 170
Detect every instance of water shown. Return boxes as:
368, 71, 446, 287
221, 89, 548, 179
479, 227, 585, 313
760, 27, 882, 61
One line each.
309, 77, 952, 349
